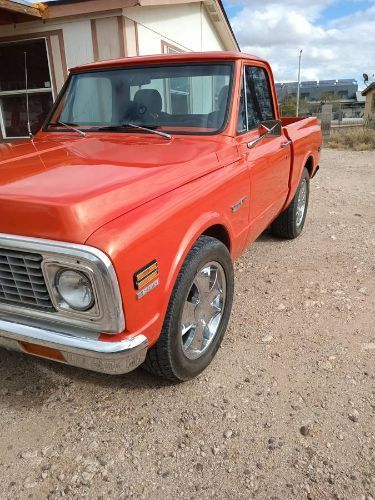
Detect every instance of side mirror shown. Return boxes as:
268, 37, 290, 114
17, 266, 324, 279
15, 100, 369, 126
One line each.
248, 119, 282, 149
259, 119, 282, 137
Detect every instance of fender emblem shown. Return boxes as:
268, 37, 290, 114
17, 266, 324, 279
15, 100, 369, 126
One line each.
134, 260, 158, 290
231, 196, 248, 213
136, 279, 159, 299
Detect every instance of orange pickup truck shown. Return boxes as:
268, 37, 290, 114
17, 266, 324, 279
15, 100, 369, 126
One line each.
0, 52, 322, 381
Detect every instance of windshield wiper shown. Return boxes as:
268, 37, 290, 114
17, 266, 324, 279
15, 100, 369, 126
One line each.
97, 122, 171, 140
49, 121, 86, 137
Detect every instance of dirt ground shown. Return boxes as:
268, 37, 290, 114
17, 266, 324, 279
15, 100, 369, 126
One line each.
0, 149, 374, 500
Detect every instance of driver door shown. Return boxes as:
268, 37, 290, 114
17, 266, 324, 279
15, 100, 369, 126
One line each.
236, 65, 291, 243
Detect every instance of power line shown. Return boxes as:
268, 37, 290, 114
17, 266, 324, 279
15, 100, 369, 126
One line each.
123, 14, 194, 53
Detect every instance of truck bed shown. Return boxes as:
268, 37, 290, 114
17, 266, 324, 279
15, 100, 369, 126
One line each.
281, 116, 322, 205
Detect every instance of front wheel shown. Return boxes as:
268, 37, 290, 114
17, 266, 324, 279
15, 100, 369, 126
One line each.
271, 168, 310, 239
143, 236, 234, 382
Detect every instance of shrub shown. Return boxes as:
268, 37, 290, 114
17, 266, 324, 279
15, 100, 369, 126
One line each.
328, 127, 375, 151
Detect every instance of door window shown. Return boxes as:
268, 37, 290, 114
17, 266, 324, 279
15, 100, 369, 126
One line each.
238, 66, 275, 133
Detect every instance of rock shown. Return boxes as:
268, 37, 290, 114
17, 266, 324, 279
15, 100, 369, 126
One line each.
276, 303, 286, 311
20, 450, 38, 459
81, 471, 94, 484
348, 409, 359, 422
261, 335, 273, 343
24, 478, 38, 489
362, 343, 375, 351
195, 463, 203, 472
300, 425, 311, 436
320, 360, 333, 371
223, 430, 233, 439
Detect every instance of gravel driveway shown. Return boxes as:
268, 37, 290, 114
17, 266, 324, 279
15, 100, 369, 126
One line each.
0, 149, 374, 500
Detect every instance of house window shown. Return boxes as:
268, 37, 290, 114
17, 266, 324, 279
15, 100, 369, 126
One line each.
0, 39, 53, 139
161, 41, 183, 55
160, 41, 191, 113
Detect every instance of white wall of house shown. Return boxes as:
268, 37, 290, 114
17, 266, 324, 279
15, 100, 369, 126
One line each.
125, 4, 224, 54
0, 2, 225, 96
63, 19, 94, 68
0, 1, 231, 139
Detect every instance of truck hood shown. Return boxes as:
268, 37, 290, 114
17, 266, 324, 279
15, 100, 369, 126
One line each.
0, 134, 237, 243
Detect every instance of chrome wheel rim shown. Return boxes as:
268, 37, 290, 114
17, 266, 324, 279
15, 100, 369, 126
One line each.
180, 262, 226, 360
296, 179, 307, 227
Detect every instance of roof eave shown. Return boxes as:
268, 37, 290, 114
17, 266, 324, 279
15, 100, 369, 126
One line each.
0, 0, 45, 25
216, 0, 240, 51
362, 82, 375, 96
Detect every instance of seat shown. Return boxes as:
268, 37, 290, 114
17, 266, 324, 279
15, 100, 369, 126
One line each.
130, 89, 163, 125
207, 85, 229, 129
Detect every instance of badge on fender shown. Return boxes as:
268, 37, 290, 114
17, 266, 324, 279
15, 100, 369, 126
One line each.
136, 278, 159, 299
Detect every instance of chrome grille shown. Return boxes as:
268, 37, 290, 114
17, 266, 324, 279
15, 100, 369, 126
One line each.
0, 248, 54, 311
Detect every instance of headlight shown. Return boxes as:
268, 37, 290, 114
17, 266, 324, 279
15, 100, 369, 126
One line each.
55, 269, 94, 311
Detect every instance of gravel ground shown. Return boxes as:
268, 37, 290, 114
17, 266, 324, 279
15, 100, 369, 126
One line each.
0, 149, 374, 500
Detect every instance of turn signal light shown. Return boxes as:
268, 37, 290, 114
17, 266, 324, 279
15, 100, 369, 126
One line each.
134, 260, 159, 290
20, 342, 66, 362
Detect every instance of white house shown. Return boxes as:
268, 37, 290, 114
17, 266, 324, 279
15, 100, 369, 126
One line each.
0, 0, 239, 140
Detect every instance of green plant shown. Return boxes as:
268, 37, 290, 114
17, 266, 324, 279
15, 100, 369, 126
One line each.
279, 97, 321, 117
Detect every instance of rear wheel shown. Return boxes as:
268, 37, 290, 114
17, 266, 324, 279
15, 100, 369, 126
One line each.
271, 168, 310, 239
143, 236, 234, 382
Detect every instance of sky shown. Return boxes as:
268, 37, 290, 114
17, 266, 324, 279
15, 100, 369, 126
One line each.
23, 0, 374, 87
223, 0, 375, 87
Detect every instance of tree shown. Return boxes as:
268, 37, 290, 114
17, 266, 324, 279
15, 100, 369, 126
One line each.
279, 96, 321, 117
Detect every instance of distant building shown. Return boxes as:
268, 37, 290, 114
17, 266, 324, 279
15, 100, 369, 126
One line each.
276, 79, 366, 118
0, 0, 238, 141
276, 79, 358, 101
362, 83, 375, 120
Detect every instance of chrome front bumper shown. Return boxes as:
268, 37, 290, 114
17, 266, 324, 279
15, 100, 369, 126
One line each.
0, 319, 148, 375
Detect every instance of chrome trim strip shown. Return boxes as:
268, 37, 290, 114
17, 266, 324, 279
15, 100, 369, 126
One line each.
0, 233, 125, 334
243, 68, 249, 132
0, 319, 148, 375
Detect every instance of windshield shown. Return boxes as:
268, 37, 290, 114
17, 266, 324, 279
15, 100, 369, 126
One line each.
46, 63, 233, 135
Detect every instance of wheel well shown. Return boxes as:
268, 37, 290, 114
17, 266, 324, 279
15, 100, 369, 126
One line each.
305, 156, 314, 177
202, 224, 231, 251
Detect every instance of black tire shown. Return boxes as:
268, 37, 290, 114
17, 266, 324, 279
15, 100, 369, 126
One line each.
143, 236, 234, 382
271, 168, 310, 239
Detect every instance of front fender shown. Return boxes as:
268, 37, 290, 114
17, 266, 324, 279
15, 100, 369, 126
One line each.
86, 164, 248, 346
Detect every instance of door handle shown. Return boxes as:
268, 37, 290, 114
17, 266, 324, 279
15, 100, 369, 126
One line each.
280, 140, 292, 148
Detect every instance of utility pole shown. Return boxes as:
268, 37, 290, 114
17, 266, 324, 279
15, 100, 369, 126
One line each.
296, 49, 303, 117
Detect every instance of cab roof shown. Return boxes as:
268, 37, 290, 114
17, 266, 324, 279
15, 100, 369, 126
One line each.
70, 51, 266, 73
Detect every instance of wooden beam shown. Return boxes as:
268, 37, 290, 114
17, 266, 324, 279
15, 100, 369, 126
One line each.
0, 0, 43, 18
46, 0, 137, 19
